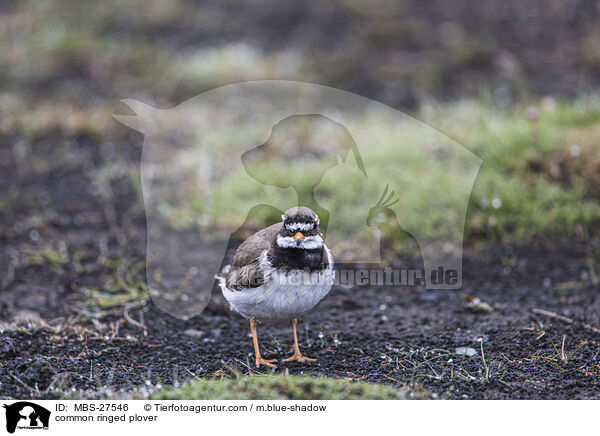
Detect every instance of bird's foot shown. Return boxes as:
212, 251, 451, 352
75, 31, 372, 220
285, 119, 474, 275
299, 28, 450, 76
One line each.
256, 356, 277, 368
283, 351, 316, 363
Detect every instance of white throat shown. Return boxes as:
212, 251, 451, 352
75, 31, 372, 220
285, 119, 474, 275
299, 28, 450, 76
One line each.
277, 234, 324, 250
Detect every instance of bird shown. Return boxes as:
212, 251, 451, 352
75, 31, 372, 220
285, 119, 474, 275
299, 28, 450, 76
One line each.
216, 206, 334, 367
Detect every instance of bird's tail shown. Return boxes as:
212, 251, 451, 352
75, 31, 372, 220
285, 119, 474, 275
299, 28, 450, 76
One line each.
214, 264, 230, 279
215, 264, 230, 292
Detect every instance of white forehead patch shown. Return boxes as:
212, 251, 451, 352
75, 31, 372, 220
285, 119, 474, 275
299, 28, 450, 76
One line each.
285, 222, 314, 232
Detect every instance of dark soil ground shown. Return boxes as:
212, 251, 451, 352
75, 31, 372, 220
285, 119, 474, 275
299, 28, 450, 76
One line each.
1, 129, 600, 400
1, 228, 599, 399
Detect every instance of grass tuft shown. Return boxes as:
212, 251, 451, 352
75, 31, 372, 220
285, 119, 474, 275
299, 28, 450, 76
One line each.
152, 375, 422, 400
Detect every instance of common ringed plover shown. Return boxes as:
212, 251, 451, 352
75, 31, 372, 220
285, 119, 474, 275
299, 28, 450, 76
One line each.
217, 206, 334, 367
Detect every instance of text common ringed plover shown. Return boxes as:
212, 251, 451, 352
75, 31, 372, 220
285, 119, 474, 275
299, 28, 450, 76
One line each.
217, 206, 334, 367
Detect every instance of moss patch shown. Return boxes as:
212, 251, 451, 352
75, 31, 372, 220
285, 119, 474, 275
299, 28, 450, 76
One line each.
153, 375, 424, 400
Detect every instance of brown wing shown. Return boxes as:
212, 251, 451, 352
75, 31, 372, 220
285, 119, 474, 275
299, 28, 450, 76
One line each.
231, 222, 281, 267
226, 262, 264, 290
226, 222, 282, 290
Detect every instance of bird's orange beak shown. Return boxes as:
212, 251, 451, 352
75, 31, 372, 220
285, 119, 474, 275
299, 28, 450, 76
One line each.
293, 232, 305, 246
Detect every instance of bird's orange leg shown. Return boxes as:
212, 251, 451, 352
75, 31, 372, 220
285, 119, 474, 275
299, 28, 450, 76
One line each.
249, 318, 277, 368
283, 318, 316, 363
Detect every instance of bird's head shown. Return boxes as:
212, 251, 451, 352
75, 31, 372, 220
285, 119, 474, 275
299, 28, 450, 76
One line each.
277, 206, 323, 250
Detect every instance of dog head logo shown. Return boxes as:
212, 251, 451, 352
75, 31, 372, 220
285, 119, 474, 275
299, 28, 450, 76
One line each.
3, 402, 50, 433
114, 80, 481, 318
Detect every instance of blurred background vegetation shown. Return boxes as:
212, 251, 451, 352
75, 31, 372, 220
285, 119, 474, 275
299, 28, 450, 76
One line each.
2, 0, 600, 250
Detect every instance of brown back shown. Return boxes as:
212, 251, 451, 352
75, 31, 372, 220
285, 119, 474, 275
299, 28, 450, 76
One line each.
226, 222, 282, 290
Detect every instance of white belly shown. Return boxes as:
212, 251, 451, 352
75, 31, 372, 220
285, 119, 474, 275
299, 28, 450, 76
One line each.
219, 247, 334, 321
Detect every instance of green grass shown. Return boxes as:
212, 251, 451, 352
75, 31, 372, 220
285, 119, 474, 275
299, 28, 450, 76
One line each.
145, 96, 600, 254
5, 96, 600, 254
444, 98, 600, 242
152, 375, 423, 400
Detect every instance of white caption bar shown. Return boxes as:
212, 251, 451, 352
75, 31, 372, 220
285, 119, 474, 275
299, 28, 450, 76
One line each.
0, 400, 594, 436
